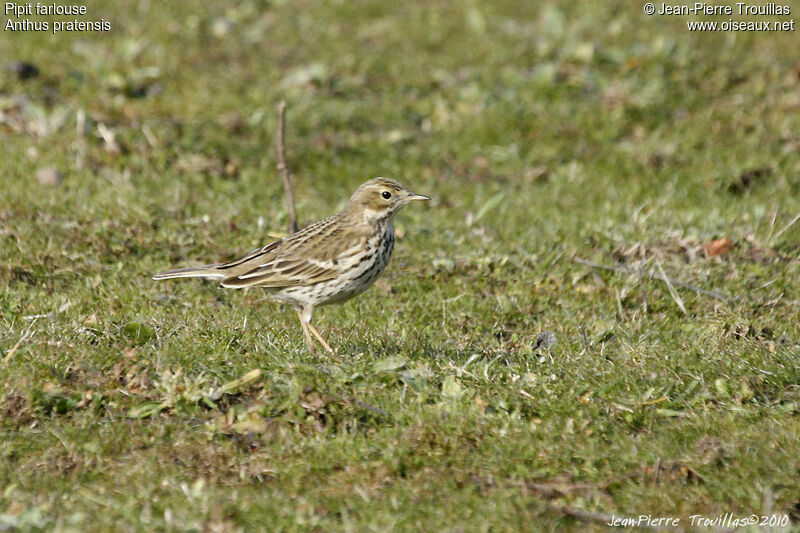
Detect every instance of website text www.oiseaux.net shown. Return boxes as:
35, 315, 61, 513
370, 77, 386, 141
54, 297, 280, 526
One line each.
687, 19, 794, 31
643, 3, 795, 32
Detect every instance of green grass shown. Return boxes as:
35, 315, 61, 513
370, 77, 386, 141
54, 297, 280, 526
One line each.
2, 0, 800, 530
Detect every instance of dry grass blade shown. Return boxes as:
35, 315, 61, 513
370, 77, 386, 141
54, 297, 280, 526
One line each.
772, 213, 800, 243
207, 369, 263, 401
2, 318, 38, 363
655, 261, 687, 315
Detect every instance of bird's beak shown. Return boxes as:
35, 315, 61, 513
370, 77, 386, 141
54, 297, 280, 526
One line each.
407, 192, 430, 202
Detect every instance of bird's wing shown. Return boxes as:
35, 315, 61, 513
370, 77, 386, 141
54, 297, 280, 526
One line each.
219, 215, 369, 289
215, 239, 284, 274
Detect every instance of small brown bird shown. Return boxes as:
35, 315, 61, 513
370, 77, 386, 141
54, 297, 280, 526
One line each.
153, 177, 429, 354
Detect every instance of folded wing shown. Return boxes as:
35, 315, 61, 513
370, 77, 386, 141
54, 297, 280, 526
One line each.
221, 215, 368, 289
153, 213, 369, 290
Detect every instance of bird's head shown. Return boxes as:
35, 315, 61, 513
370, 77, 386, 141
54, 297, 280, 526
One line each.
347, 177, 429, 221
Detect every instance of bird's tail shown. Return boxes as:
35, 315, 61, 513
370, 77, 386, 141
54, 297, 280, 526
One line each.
152, 264, 228, 281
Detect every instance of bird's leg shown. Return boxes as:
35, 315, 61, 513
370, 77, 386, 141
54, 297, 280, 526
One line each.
307, 323, 334, 354
297, 310, 316, 354
299, 304, 335, 355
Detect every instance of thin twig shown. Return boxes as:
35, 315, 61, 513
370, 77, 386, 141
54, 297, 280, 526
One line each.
650, 270, 729, 301
574, 257, 730, 302
276, 101, 298, 234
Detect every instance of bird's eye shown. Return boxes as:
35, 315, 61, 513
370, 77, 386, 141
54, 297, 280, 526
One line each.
382, 191, 392, 199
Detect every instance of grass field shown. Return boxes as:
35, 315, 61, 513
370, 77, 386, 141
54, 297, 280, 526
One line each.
2, 1, 800, 531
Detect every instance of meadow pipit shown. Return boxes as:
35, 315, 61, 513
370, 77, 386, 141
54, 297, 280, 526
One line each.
153, 177, 429, 354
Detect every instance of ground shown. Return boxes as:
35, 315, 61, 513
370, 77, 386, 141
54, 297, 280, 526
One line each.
1, 1, 800, 531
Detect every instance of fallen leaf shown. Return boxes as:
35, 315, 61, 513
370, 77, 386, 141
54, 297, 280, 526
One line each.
127, 400, 168, 419
121, 322, 156, 345
442, 375, 464, 398
373, 356, 407, 373
705, 237, 734, 257
207, 369, 262, 400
